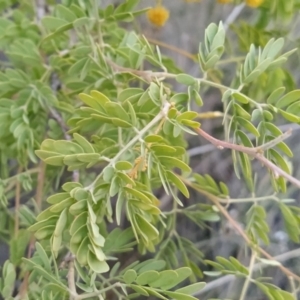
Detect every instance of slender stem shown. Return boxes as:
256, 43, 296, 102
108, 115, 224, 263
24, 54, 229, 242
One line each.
258, 128, 292, 151
86, 103, 170, 191
197, 111, 226, 119
195, 127, 300, 189
35, 161, 46, 209
174, 231, 190, 267
145, 37, 245, 66
218, 194, 278, 204
199, 81, 263, 110
257, 154, 300, 189
199, 78, 229, 91
239, 251, 256, 300
19, 160, 47, 296
106, 60, 268, 112
216, 56, 246, 66
188, 123, 300, 158
3, 168, 39, 185
68, 258, 77, 300
107, 60, 271, 118
40, 66, 52, 82
106, 59, 176, 81
49, 107, 69, 138
146, 36, 196, 61
195, 127, 258, 154
182, 179, 300, 283
194, 248, 300, 296
289, 276, 297, 299
77, 283, 121, 300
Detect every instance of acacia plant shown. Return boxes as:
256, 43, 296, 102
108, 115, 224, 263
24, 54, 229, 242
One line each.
1, 0, 300, 299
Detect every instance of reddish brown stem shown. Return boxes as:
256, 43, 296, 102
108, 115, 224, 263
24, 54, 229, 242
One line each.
19, 161, 45, 298
194, 127, 300, 189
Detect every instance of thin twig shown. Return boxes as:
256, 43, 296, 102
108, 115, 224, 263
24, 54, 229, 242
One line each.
49, 107, 70, 140
256, 154, 300, 188
18, 160, 46, 298
194, 247, 300, 296
18, 235, 35, 299
195, 127, 291, 154
239, 251, 256, 300
103, 59, 265, 113
86, 102, 170, 192
77, 283, 121, 300
216, 56, 246, 66
182, 179, 300, 283
145, 36, 196, 61
145, 36, 244, 65
258, 129, 292, 151
3, 168, 39, 185
195, 127, 300, 189
289, 276, 297, 299
218, 193, 278, 204
197, 111, 225, 119
188, 123, 300, 158
35, 161, 46, 209
68, 257, 77, 300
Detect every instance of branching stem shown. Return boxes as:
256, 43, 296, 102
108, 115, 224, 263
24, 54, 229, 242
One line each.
106, 60, 269, 111
195, 127, 300, 189
182, 179, 300, 283
3, 168, 39, 190
76, 283, 121, 300
86, 102, 170, 191
218, 193, 278, 204
194, 247, 300, 296
239, 251, 256, 300
146, 36, 196, 61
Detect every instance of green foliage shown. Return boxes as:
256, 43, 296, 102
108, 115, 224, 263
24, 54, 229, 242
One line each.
205, 255, 295, 299
198, 22, 225, 71
0, 260, 16, 299
1, 1, 300, 299
246, 205, 270, 244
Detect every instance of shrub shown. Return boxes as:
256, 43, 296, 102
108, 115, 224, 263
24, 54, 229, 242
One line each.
0, 1, 300, 299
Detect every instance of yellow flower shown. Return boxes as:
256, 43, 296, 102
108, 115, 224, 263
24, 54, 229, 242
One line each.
217, 0, 232, 3
147, 5, 169, 27
245, 0, 264, 7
